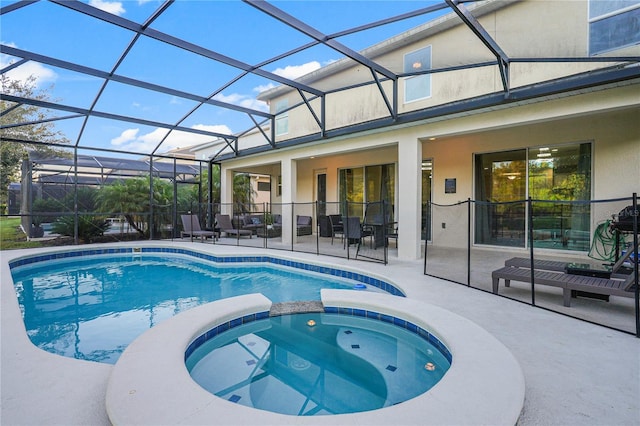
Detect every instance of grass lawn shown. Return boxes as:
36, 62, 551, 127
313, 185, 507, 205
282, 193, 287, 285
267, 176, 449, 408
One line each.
0, 217, 43, 250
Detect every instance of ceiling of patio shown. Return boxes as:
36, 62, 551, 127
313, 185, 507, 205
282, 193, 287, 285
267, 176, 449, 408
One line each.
1, 0, 638, 163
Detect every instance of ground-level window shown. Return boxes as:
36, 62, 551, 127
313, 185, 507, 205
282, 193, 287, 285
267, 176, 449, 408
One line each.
474, 142, 592, 251
589, 0, 640, 55
339, 164, 395, 221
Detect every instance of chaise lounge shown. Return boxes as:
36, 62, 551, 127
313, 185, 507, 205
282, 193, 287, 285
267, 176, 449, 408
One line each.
491, 265, 636, 307
216, 214, 253, 239
180, 214, 216, 242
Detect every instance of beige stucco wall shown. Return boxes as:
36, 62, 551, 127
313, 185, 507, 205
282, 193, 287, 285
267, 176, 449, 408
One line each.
215, 81, 639, 258
262, 0, 639, 144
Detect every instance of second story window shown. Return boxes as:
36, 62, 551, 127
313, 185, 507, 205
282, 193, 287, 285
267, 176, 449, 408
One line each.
589, 0, 640, 55
275, 99, 289, 136
404, 46, 432, 103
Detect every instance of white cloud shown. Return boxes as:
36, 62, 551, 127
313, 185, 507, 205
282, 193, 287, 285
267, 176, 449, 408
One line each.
191, 124, 233, 135
272, 61, 321, 80
110, 124, 234, 154
111, 128, 139, 146
1, 43, 58, 89
253, 83, 276, 94
89, 0, 125, 15
213, 93, 268, 113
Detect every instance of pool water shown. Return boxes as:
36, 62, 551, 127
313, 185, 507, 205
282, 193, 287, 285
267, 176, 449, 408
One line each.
10, 254, 383, 364
186, 313, 451, 416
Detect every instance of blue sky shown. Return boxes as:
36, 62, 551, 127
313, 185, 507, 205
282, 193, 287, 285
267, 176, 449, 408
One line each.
1, 0, 445, 156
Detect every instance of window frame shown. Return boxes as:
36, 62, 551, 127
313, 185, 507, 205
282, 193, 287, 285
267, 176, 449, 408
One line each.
403, 45, 432, 104
274, 99, 289, 136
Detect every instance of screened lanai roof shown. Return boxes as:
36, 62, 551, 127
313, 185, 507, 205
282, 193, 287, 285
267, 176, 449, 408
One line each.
1, 0, 639, 162
29, 151, 202, 185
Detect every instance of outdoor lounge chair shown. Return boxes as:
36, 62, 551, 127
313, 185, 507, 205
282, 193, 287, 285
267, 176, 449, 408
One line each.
216, 214, 252, 238
180, 214, 216, 242
504, 257, 568, 272
491, 265, 636, 307
504, 245, 638, 275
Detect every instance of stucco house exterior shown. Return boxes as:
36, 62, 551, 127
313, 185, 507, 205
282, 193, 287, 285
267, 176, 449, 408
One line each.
193, 0, 640, 260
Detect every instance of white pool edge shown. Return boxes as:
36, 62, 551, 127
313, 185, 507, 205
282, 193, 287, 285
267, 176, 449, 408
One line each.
106, 290, 525, 425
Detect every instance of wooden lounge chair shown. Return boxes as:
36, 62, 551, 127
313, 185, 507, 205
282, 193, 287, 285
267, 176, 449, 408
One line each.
491, 266, 636, 307
180, 214, 216, 242
504, 245, 638, 276
504, 257, 567, 272
216, 214, 252, 239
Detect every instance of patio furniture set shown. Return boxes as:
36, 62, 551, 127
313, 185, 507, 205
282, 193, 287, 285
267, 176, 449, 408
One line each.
180, 213, 314, 240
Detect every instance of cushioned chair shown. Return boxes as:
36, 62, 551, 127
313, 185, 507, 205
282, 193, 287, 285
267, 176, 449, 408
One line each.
241, 214, 264, 234
296, 215, 313, 236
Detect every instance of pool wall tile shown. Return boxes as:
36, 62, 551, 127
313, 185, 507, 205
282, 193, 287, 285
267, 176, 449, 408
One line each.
185, 310, 270, 361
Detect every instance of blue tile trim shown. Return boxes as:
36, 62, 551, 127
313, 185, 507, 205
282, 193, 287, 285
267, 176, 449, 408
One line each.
184, 310, 269, 361
323, 306, 453, 364
185, 307, 452, 366
9, 247, 405, 297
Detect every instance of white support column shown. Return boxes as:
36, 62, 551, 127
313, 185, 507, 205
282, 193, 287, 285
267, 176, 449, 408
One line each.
397, 139, 422, 260
220, 167, 234, 215
280, 157, 297, 245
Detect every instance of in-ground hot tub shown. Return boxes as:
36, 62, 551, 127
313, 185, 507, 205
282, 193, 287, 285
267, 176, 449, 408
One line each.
185, 310, 452, 416
106, 290, 525, 425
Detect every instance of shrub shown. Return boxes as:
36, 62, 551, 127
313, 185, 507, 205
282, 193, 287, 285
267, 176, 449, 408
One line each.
51, 215, 110, 242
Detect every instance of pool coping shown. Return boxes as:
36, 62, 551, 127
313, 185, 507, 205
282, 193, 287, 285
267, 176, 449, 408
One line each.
106, 290, 524, 425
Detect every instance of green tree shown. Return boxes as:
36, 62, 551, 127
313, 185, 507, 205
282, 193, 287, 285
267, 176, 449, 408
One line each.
96, 176, 173, 238
183, 164, 221, 209
233, 173, 256, 214
1, 75, 69, 203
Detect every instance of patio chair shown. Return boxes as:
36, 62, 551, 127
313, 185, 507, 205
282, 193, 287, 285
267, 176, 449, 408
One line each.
328, 214, 344, 245
180, 214, 216, 242
343, 216, 371, 248
216, 214, 252, 239
386, 222, 398, 247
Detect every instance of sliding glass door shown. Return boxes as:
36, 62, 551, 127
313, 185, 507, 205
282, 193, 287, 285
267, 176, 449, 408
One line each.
422, 160, 432, 241
474, 150, 527, 247
474, 142, 591, 251
339, 164, 395, 220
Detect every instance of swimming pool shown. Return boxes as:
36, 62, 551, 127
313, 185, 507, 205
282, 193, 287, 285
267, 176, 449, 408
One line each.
186, 312, 451, 415
9, 247, 402, 364
2, 243, 525, 424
